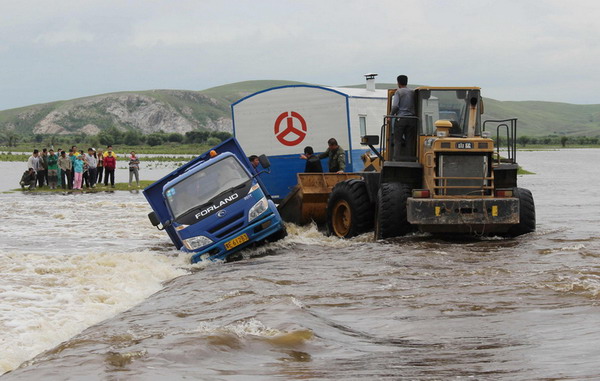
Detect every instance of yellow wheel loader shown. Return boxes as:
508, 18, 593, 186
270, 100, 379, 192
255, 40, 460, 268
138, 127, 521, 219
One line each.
278, 87, 536, 239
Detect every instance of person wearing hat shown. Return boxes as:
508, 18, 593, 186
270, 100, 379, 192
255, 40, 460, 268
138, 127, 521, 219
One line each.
20, 168, 37, 190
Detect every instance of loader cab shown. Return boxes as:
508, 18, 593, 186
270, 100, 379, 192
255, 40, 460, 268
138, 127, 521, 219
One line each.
416, 87, 482, 139
383, 87, 483, 160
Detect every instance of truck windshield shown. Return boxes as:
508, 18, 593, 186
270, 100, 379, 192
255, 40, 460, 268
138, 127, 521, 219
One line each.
165, 156, 251, 219
420, 90, 479, 136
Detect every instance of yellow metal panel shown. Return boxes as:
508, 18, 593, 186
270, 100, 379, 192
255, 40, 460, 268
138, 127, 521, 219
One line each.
492, 205, 498, 217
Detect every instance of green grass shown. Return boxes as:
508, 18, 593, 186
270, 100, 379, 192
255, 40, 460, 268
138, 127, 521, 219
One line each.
518, 167, 535, 175
13, 180, 155, 193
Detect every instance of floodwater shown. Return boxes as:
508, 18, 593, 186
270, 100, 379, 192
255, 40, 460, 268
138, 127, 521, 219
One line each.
1, 150, 599, 380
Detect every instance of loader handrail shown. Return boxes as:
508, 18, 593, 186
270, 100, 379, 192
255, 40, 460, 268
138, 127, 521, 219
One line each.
483, 118, 518, 164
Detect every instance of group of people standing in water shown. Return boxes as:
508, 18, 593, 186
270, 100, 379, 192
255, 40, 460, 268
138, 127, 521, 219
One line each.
21, 145, 141, 190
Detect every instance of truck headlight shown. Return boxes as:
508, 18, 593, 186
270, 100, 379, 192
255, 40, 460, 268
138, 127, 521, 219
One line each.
183, 235, 213, 250
248, 196, 268, 222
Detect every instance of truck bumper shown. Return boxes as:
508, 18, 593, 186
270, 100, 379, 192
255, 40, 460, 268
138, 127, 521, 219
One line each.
190, 211, 285, 263
407, 197, 519, 234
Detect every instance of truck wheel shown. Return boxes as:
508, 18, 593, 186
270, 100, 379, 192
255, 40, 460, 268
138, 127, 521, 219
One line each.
326, 179, 374, 238
269, 226, 288, 242
375, 182, 412, 239
507, 187, 536, 237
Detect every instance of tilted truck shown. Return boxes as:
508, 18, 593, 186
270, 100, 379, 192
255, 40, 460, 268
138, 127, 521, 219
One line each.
143, 138, 286, 263
279, 86, 536, 238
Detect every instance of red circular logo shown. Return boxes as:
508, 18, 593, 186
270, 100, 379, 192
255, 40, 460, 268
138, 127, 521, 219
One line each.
274, 111, 307, 146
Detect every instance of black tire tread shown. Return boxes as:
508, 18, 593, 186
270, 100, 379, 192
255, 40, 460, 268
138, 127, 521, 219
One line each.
507, 187, 536, 236
376, 182, 412, 239
326, 179, 374, 238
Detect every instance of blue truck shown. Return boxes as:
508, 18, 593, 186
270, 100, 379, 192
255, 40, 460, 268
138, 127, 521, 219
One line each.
143, 138, 286, 263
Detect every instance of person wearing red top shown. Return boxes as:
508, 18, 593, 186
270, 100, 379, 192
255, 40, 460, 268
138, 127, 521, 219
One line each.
103, 145, 117, 187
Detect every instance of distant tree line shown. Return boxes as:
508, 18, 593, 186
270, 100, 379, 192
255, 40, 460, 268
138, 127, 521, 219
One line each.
0, 128, 232, 148
496, 135, 600, 148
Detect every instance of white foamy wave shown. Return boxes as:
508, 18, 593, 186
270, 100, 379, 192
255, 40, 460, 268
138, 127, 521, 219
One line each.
195, 318, 281, 337
0, 249, 188, 374
539, 243, 586, 255
542, 274, 600, 298
280, 222, 374, 247
562, 244, 586, 251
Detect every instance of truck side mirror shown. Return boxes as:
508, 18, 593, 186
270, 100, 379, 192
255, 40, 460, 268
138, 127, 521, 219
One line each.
361, 135, 379, 146
258, 154, 271, 169
148, 211, 161, 227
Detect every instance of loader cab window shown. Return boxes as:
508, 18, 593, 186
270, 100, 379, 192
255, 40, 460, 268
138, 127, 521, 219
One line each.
418, 89, 481, 136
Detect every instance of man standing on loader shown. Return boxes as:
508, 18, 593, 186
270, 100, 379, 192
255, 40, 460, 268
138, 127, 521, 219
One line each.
390, 75, 416, 159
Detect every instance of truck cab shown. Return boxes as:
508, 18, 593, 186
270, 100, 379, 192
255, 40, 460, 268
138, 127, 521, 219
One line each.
144, 138, 285, 263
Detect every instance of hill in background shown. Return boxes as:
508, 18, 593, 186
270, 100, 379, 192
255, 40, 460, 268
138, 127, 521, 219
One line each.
1, 80, 599, 138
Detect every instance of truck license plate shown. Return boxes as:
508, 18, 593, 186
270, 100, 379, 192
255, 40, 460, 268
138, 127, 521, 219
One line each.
224, 233, 249, 250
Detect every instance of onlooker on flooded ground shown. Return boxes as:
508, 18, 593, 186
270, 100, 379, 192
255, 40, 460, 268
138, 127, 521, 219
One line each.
103, 145, 117, 187
128, 151, 140, 187
69, 149, 78, 186
39, 148, 48, 188
56, 148, 63, 188
21, 145, 143, 191
85, 148, 98, 188
20, 168, 37, 190
58, 150, 73, 189
96, 149, 104, 184
27, 149, 41, 181
47, 149, 59, 189
72, 155, 84, 190
82, 154, 90, 188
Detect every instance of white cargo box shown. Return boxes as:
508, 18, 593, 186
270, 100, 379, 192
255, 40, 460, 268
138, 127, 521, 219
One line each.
232, 83, 387, 201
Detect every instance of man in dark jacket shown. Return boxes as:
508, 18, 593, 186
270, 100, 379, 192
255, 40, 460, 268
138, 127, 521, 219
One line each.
301, 146, 323, 173
20, 168, 37, 190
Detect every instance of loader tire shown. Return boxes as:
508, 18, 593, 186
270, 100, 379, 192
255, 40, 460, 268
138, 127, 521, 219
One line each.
507, 187, 536, 237
327, 179, 374, 238
375, 182, 412, 239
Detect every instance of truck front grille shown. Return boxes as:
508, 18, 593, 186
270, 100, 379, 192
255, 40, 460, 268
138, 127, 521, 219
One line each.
208, 211, 245, 238
435, 154, 492, 196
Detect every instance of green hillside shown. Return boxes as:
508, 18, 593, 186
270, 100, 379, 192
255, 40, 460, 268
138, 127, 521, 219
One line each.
482, 98, 600, 136
361, 82, 600, 137
1, 80, 599, 139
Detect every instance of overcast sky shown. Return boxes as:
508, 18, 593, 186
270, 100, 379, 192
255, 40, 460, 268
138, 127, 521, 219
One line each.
1, 0, 599, 110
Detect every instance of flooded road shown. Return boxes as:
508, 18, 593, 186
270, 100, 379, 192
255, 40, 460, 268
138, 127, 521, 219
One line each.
2, 149, 600, 380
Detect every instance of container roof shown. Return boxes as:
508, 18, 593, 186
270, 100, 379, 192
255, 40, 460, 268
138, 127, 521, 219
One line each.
327, 86, 388, 99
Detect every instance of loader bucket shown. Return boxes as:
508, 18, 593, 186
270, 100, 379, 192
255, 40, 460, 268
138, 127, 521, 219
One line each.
277, 173, 362, 225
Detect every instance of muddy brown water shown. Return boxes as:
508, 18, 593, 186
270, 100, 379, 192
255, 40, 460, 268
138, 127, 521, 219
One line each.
1, 149, 600, 380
